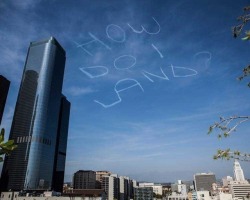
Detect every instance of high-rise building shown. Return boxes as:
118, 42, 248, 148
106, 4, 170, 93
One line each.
0, 37, 70, 192
73, 170, 96, 189
229, 160, 250, 199
101, 174, 120, 200
52, 96, 70, 192
234, 159, 245, 182
0, 75, 10, 125
194, 173, 216, 191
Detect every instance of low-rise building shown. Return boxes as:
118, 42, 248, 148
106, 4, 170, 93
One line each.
228, 182, 250, 200
167, 192, 188, 200
134, 187, 153, 200
139, 182, 163, 196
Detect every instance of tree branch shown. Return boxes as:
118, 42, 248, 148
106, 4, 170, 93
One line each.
213, 149, 250, 161
208, 116, 250, 138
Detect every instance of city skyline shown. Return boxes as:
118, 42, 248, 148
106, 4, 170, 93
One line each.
0, 0, 250, 183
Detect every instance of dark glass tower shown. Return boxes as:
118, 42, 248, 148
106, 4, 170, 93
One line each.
0, 75, 10, 125
0, 37, 70, 191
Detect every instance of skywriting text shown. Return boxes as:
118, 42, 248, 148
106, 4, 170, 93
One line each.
74, 17, 211, 108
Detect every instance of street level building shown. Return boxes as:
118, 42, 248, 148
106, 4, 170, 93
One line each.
0, 37, 70, 192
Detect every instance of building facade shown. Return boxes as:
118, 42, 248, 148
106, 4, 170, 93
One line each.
194, 173, 216, 192
171, 180, 187, 195
229, 183, 250, 199
0, 75, 10, 125
234, 159, 246, 182
0, 37, 70, 192
96, 171, 111, 189
73, 170, 96, 189
134, 187, 153, 200
138, 182, 163, 196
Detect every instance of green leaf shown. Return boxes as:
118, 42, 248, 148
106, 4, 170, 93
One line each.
0, 128, 5, 143
242, 36, 250, 40
208, 126, 213, 134
0, 140, 17, 151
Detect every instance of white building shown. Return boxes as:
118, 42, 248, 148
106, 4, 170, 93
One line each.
222, 176, 234, 187
168, 192, 188, 200
234, 160, 245, 182
192, 191, 211, 200
171, 180, 187, 196
216, 192, 233, 200
101, 174, 120, 200
139, 182, 163, 196
132, 179, 137, 187
227, 160, 250, 200
229, 183, 250, 200
102, 175, 114, 200
119, 176, 130, 200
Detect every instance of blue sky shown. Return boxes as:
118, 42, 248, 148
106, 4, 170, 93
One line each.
0, 0, 250, 183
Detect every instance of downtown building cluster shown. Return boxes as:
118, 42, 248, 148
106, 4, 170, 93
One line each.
64, 170, 162, 200
70, 170, 138, 200
167, 160, 250, 200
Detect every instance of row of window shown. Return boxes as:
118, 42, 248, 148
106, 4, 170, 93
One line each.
16, 135, 52, 146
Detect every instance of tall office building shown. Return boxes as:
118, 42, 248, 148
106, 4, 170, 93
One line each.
194, 173, 216, 191
0, 75, 10, 125
0, 37, 70, 192
234, 159, 245, 182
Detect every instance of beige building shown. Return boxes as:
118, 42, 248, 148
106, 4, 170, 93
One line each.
138, 182, 163, 196
95, 171, 111, 189
96, 171, 112, 183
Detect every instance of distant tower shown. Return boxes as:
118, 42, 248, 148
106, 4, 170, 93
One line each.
0, 75, 10, 125
234, 159, 245, 182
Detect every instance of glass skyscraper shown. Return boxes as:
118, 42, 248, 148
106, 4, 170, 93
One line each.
0, 37, 70, 192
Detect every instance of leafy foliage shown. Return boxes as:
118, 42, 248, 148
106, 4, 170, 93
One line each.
0, 128, 17, 162
208, 116, 250, 138
232, 6, 250, 87
208, 116, 250, 161
208, 6, 250, 161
